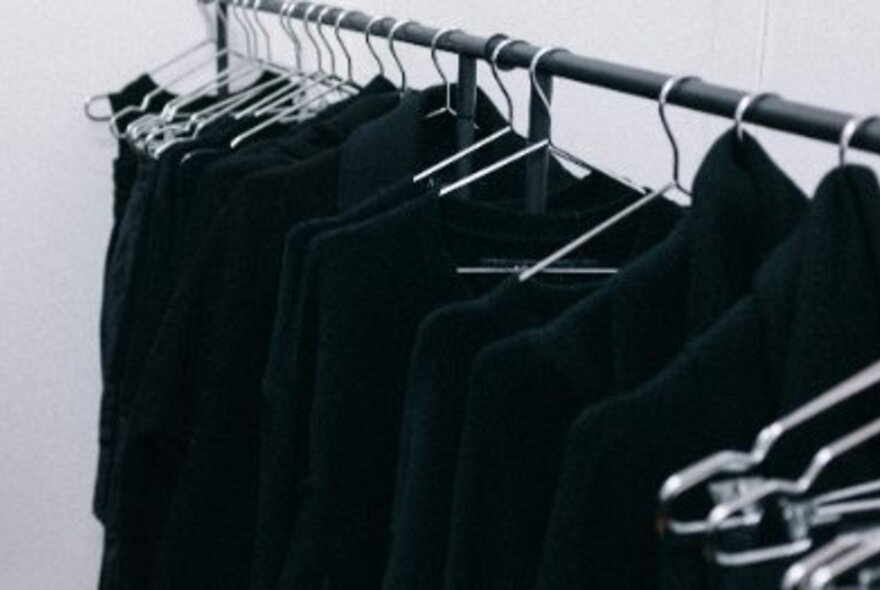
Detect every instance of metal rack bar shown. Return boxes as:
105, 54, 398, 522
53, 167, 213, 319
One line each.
211, 0, 880, 155
216, 0, 229, 96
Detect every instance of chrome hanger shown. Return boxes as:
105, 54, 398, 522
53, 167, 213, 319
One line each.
85, 0, 218, 122
109, 1, 248, 139
423, 28, 462, 120
784, 531, 876, 590
414, 37, 522, 184
438, 44, 554, 199
125, 0, 271, 145
659, 357, 880, 537
705, 414, 880, 537
734, 92, 779, 143
516, 75, 699, 282
804, 530, 880, 589
333, 8, 355, 83
364, 16, 389, 78
388, 20, 416, 92
228, 4, 355, 149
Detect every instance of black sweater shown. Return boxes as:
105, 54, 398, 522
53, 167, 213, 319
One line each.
533, 166, 880, 590
104, 95, 403, 590
381, 277, 604, 590
253, 89, 584, 589
282, 187, 680, 590
110, 85, 517, 590
442, 131, 807, 590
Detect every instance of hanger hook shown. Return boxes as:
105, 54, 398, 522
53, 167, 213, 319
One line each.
364, 16, 388, 78
659, 75, 700, 192
388, 20, 416, 91
197, 0, 215, 40
230, 0, 252, 58
239, 0, 259, 59
430, 28, 462, 116
489, 38, 526, 127
839, 114, 879, 166
280, 1, 303, 71
334, 9, 354, 83
733, 92, 779, 143
530, 46, 568, 143
300, 4, 324, 74
316, 6, 337, 77
250, 0, 273, 63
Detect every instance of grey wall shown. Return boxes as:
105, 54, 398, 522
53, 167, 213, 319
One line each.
1, 0, 878, 587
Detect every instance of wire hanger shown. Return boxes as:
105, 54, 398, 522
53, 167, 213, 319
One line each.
658, 346, 880, 535
228, 4, 358, 149
516, 74, 699, 282
799, 529, 880, 589
364, 15, 389, 78
85, 0, 218, 122
437, 42, 560, 200
414, 37, 523, 185
701, 412, 880, 566
423, 28, 462, 120
387, 19, 417, 92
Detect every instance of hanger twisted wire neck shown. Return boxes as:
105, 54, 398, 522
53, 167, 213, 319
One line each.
388, 20, 417, 91
430, 28, 462, 115
840, 115, 880, 166
659, 75, 700, 193
734, 92, 779, 143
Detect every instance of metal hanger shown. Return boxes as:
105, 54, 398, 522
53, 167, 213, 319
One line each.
803, 530, 880, 589
515, 75, 698, 281
85, 0, 218, 122
437, 45, 555, 200
109, 2, 247, 139
387, 20, 416, 92
364, 15, 389, 78
123, 0, 270, 146
704, 413, 880, 538
659, 357, 880, 537
333, 8, 355, 83
783, 531, 876, 590
229, 0, 321, 120
414, 37, 522, 185
423, 28, 462, 120
143, 0, 289, 155
228, 4, 356, 149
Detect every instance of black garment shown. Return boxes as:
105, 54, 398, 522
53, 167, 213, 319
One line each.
283, 178, 675, 590
539, 166, 880, 590
96, 73, 280, 521
382, 277, 604, 590
440, 130, 806, 590
253, 87, 580, 590
104, 91, 406, 590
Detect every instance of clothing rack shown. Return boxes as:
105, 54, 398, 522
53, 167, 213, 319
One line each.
212, 0, 880, 212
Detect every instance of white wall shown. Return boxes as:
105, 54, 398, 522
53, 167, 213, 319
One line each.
1, 1, 878, 587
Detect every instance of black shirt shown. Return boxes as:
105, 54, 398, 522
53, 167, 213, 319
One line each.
382, 277, 604, 590
441, 130, 806, 590
282, 182, 677, 590
535, 165, 880, 590
252, 89, 584, 589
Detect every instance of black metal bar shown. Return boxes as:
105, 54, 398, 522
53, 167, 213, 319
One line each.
525, 72, 553, 214
211, 0, 880, 155
216, 0, 229, 96
455, 55, 478, 196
